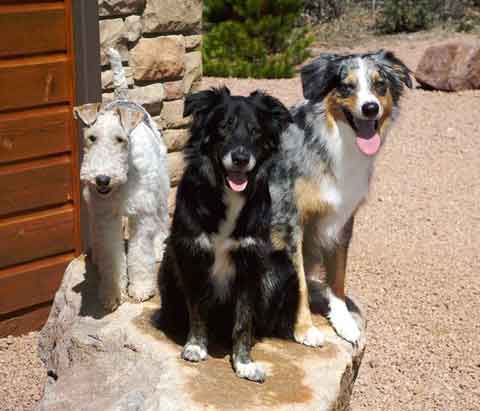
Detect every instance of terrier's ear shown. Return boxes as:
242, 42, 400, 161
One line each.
73, 103, 103, 127
115, 107, 144, 135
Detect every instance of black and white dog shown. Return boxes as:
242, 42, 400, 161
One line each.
159, 87, 292, 382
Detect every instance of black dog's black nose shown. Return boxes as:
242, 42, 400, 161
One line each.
95, 175, 111, 187
231, 151, 250, 168
362, 102, 379, 118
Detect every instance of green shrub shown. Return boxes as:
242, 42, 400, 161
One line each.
377, 0, 471, 33
203, 0, 313, 78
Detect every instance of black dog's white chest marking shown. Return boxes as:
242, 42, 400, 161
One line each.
196, 190, 245, 301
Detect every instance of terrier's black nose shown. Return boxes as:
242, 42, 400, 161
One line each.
95, 175, 111, 187
231, 150, 250, 168
362, 102, 380, 118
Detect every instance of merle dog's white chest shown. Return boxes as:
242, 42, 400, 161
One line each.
316, 124, 374, 247
208, 191, 245, 301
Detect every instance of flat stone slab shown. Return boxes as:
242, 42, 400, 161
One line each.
39, 256, 366, 411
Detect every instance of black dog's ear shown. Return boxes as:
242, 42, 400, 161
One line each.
249, 91, 293, 149
249, 90, 293, 131
183, 87, 230, 118
372, 49, 412, 89
301, 53, 341, 102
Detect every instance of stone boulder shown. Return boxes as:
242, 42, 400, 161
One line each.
38, 256, 366, 411
102, 83, 165, 115
99, 19, 129, 66
142, 0, 202, 34
130, 37, 185, 82
415, 42, 480, 91
98, 0, 146, 17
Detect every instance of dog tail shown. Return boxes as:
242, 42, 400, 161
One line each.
106, 47, 128, 100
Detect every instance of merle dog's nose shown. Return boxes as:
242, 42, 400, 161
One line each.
231, 150, 250, 168
362, 102, 380, 118
95, 175, 111, 187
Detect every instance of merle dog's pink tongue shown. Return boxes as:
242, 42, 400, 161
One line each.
355, 119, 381, 156
227, 172, 248, 192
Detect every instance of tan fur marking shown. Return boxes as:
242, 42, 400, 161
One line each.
325, 91, 358, 130
294, 176, 332, 224
292, 237, 313, 339
377, 89, 394, 137
270, 229, 287, 251
324, 245, 348, 300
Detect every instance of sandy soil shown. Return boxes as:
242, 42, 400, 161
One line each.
1, 32, 479, 410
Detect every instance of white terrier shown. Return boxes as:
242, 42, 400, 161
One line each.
74, 48, 170, 311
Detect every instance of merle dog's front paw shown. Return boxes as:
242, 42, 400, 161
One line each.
234, 360, 266, 383
181, 342, 208, 362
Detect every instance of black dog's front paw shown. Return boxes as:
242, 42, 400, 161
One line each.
181, 341, 208, 362
233, 360, 266, 383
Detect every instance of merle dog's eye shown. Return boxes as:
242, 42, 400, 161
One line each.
337, 83, 355, 97
88, 135, 97, 143
374, 79, 387, 95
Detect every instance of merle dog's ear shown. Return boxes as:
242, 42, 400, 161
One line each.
301, 53, 341, 102
73, 103, 103, 127
183, 87, 230, 118
372, 49, 412, 89
249, 91, 293, 132
115, 107, 144, 135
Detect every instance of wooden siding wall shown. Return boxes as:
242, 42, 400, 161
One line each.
0, 0, 81, 336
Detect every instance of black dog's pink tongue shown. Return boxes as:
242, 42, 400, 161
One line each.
355, 119, 381, 156
227, 171, 248, 192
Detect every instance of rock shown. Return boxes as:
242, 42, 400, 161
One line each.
163, 128, 190, 152
130, 37, 185, 82
98, 0, 145, 17
163, 80, 185, 101
39, 256, 365, 411
415, 42, 480, 91
101, 67, 134, 91
154, 99, 191, 129
185, 35, 202, 51
99, 19, 128, 66
124, 15, 143, 43
142, 0, 202, 34
103, 83, 165, 115
167, 151, 185, 186
184, 51, 202, 94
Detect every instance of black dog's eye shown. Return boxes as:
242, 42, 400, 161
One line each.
374, 79, 387, 95
88, 135, 97, 143
337, 83, 355, 97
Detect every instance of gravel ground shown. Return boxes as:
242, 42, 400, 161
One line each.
1, 33, 479, 411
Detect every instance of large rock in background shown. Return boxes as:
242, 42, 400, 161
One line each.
38, 256, 366, 411
142, 0, 202, 34
415, 42, 480, 91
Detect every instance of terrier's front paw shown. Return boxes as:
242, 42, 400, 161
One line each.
181, 342, 208, 362
128, 282, 155, 302
328, 302, 361, 344
234, 361, 266, 383
294, 325, 325, 347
